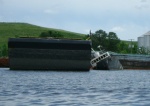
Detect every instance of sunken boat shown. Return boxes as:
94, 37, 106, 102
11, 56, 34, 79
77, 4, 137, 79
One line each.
8, 38, 91, 71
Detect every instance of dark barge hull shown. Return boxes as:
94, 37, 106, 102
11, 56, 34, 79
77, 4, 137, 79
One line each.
119, 59, 150, 70
8, 38, 91, 71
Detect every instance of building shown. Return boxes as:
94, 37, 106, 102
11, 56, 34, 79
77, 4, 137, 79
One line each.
138, 31, 150, 51
138, 35, 144, 47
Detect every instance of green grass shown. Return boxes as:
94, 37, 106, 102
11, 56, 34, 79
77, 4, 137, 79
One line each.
0, 22, 86, 46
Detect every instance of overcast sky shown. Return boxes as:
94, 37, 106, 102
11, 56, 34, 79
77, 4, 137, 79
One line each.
0, 0, 150, 40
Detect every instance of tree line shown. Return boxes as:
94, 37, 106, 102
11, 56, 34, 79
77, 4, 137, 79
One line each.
40, 29, 138, 54
0, 29, 143, 58
88, 29, 138, 54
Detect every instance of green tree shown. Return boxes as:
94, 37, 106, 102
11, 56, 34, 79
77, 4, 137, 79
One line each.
40, 32, 50, 37
132, 43, 138, 54
137, 47, 147, 54
91, 30, 108, 50
117, 41, 128, 54
39, 30, 64, 38
0, 44, 8, 57
107, 32, 120, 52
91, 29, 120, 52
95, 30, 108, 47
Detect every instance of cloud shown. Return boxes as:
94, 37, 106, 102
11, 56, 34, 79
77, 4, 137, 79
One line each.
135, 0, 150, 10
44, 9, 58, 14
140, 0, 147, 2
135, 4, 149, 9
0, 0, 150, 41
111, 26, 125, 32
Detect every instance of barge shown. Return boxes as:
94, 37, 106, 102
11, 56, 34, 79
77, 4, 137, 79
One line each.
119, 59, 150, 70
114, 54, 150, 70
119, 54, 150, 70
8, 38, 91, 71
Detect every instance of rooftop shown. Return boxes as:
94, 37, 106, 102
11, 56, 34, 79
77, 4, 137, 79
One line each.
144, 31, 150, 36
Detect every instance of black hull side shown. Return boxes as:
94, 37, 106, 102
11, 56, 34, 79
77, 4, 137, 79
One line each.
8, 38, 91, 71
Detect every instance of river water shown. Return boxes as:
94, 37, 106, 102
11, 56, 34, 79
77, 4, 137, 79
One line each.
1, 68, 150, 106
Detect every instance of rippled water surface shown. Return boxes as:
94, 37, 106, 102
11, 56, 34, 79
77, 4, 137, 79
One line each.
1, 68, 150, 106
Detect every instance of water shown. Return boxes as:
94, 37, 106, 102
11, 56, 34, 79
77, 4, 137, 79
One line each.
1, 68, 150, 106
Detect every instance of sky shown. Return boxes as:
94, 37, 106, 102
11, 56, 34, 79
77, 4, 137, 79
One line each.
0, 0, 150, 40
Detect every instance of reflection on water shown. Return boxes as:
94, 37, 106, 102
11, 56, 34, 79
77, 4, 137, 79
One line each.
1, 68, 150, 106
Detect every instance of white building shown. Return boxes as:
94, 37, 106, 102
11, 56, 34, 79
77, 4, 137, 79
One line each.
138, 35, 144, 47
138, 31, 150, 51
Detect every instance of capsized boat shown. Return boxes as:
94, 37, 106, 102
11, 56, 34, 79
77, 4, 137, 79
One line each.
90, 47, 111, 70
